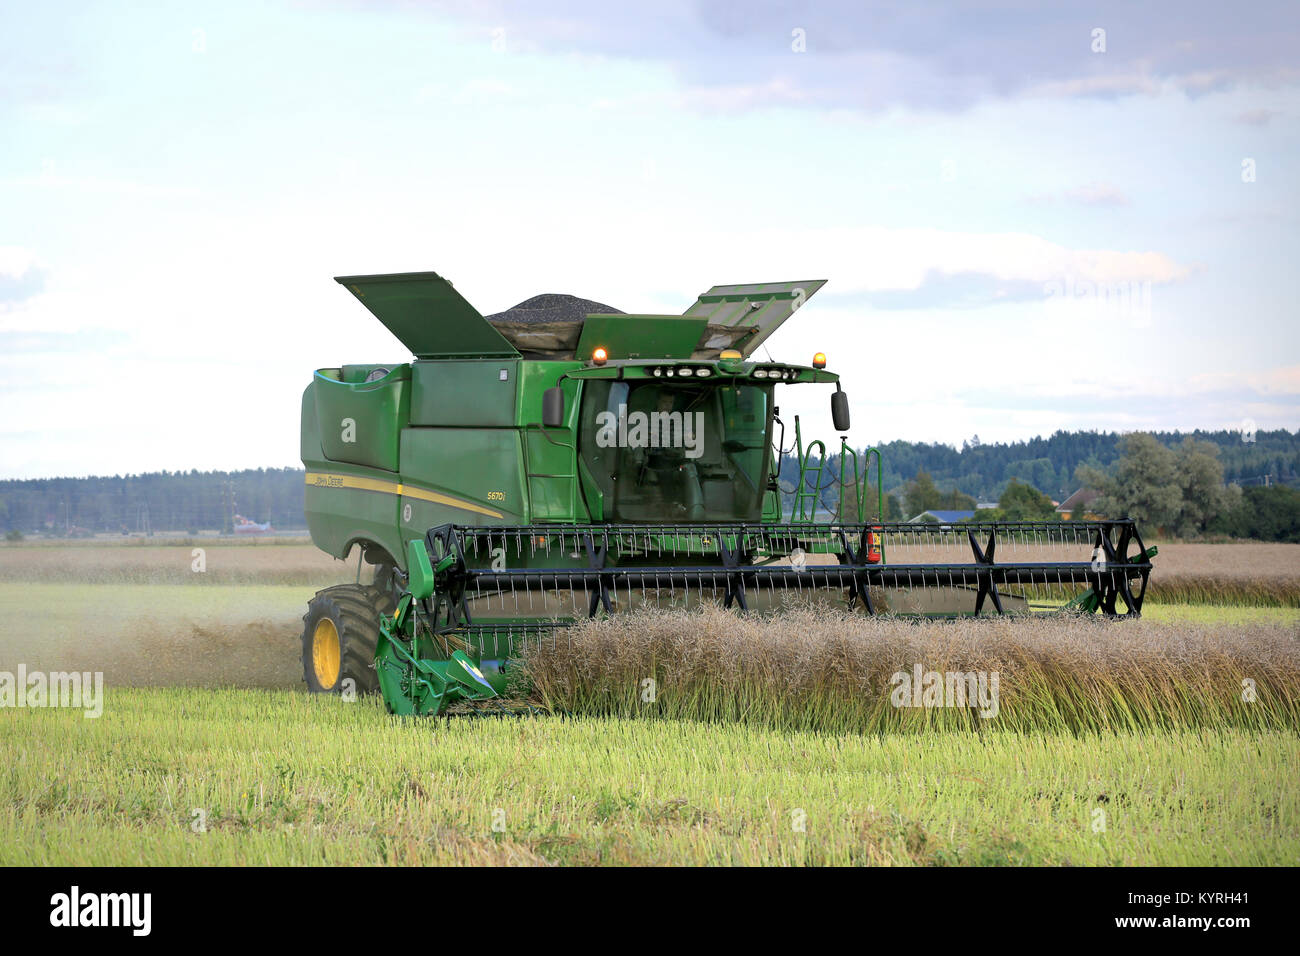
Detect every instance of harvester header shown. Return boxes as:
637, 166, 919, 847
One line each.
298, 270, 1155, 716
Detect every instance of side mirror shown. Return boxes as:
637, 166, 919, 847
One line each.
542, 386, 565, 427
831, 390, 851, 432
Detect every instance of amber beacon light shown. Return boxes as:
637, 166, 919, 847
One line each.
812, 351, 827, 369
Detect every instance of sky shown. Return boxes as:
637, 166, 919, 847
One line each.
1, 0, 1297, 479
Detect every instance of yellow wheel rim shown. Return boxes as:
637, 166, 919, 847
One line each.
312, 618, 341, 689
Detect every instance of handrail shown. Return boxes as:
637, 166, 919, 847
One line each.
793, 416, 828, 522
837, 437, 861, 520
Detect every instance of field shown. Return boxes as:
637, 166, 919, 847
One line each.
4, 692, 1295, 866
1, 538, 1297, 865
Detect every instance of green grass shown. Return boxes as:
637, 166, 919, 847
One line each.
1140, 603, 1300, 624
1, 688, 1296, 866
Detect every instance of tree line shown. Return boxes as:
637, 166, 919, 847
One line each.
870, 427, 1298, 502
0, 468, 307, 536
779, 428, 1299, 541
3, 427, 1297, 540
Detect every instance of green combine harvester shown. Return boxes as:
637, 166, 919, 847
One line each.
300, 271, 1155, 715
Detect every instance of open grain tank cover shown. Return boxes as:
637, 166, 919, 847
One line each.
682, 279, 827, 357
335, 272, 519, 359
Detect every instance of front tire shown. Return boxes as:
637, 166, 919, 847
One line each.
300, 584, 394, 694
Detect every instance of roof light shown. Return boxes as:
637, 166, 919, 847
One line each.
719, 349, 742, 361
695, 368, 712, 378
592, 346, 608, 366
812, 352, 826, 369
652, 367, 663, 377
753, 369, 768, 378
678, 367, 694, 377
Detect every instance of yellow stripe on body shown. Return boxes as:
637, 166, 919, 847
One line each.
305, 471, 504, 519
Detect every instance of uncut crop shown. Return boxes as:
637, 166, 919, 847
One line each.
517, 607, 1300, 734
1144, 542, 1300, 607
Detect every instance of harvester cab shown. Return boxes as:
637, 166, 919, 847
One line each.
299, 271, 1155, 715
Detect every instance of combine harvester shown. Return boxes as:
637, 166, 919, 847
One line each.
300, 272, 1155, 714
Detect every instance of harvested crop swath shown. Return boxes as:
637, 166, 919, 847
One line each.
517, 607, 1300, 734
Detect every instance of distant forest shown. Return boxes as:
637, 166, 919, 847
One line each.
1, 429, 1296, 535
0, 467, 308, 535
858, 428, 1299, 502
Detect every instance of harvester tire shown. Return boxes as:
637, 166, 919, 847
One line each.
300, 584, 394, 695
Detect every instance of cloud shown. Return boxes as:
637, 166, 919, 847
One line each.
1234, 108, 1282, 126
835, 227, 1191, 291
962, 364, 1300, 406
414, 78, 522, 106
937, 364, 1300, 443
0, 174, 199, 199
424, 0, 1300, 113
1028, 183, 1132, 207
568, 224, 1191, 310
853, 273, 1047, 310
0, 329, 131, 354
511, 223, 1193, 311
1188, 364, 1300, 397
1063, 183, 1131, 207
0, 247, 45, 308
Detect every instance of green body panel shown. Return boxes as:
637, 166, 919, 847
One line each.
575, 314, 709, 360
398, 427, 527, 531
339, 363, 402, 383
519, 361, 585, 523
524, 428, 579, 521
312, 365, 410, 472
406, 539, 435, 600
335, 272, 518, 359
410, 359, 519, 426
303, 467, 404, 571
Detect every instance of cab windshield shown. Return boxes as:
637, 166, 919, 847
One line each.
578, 379, 771, 522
